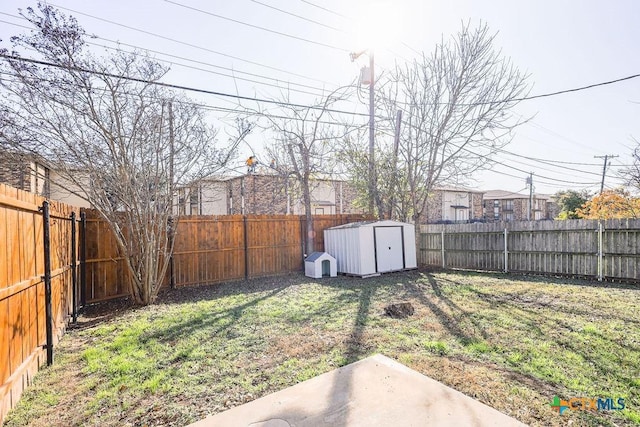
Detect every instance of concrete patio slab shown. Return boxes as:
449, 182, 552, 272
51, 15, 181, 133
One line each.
189, 354, 525, 427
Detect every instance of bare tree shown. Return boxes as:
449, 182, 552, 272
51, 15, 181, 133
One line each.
623, 138, 640, 191
254, 87, 357, 255
339, 131, 412, 221
0, 5, 233, 304
375, 22, 529, 224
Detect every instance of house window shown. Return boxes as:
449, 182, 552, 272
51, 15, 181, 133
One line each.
315, 207, 325, 215
493, 206, 499, 219
504, 212, 514, 221
502, 200, 514, 211
189, 191, 199, 215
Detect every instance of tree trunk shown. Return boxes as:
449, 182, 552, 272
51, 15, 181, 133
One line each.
302, 180, 314, 256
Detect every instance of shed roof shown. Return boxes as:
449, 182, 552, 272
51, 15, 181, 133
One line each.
327, 220, 413, 230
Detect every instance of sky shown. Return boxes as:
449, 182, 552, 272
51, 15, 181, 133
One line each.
1, 0, 640, 196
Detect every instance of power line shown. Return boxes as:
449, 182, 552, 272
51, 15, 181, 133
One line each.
248, 0, 343, 31
455, 143, 600, 185
245, 1, 411, 63
299, 0, 348, 19
162, 0, 350, 53
0, 55, 369, 118
491, 146, 602, 176
44, 4, 337, 86
377, 127, 600, 186
513, 74, 640, 103
1, 72, 363, 130
1, 14, 339, 100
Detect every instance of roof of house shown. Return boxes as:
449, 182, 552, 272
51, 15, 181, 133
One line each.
434, 186, 484, 194
483, 190, 551, 200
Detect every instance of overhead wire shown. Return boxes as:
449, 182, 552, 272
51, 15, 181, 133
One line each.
43, 4, 339, 86
0, 71, 366, 129
162, 0, 350, 53
299, 0, 348, 19
0, 17, 333, 100
0, 54, 371, 118
375, 128, 600, 186
2, 4, 636, 190
247, 0, 343, 31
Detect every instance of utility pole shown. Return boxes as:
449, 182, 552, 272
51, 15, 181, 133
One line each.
350, 49, 375, 216
594, 154, 618, 194
388, 110, 402, 219
369, 51, 376, 218
168, 101, 175, 212
526, 173, 534, 221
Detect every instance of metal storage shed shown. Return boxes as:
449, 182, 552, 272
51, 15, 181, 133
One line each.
324, 220, 417, 277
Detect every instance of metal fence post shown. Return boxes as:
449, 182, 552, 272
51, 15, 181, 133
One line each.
70, 211, 78, 323
441, 231, 445, 268
504, 228, 508, 273
79, 211, 87, 308
39, 201, 53, 366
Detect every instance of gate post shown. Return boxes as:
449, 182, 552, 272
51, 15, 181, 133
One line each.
70, 211, 78, 323
80, 211, 87, 308
39, 201, 53, 366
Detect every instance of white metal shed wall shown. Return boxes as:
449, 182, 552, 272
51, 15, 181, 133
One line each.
324, 220, 417, 276
402, 225, 417, 269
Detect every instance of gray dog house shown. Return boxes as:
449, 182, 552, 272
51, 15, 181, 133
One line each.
305, 252, 337, 279
324, 220, 417, 277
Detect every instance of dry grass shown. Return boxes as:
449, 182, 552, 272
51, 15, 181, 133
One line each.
4, 270, 639, 426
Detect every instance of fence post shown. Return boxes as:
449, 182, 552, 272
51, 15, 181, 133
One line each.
168, 216, 175, 289
79, 211, 87, 308
504, 228, 508, 273
597, 221, 604, 281
243, 215, 249, 279
70, 211, 78, 323
39, 201, 54, 366
441, 231, 446, 268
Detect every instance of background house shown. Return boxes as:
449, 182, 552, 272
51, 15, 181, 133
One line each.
175, 174, 363, 215
423, 187, 484, 223
0, 151, 50, 197
483, 190, 551, 221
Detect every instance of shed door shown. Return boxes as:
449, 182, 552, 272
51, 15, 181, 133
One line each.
374, 226, 404, 272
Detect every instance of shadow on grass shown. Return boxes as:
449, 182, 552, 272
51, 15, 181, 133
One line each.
406, 273, 482, 345
141, 283, 291, 344
428, 267, 640, 291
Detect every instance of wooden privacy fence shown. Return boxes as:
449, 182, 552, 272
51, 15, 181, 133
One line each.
83, 212, 372, 303
419, 219, 640, 281
0, 184, 80, 423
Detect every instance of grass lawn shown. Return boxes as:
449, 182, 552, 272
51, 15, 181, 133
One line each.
4, 270, 639, 426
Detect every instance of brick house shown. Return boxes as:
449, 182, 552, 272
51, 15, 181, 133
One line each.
0, 150, 95, 207
422, 187, 485, 223
483, 190, 551, 221
0, 151, 50, 197
176, 174, 363, 215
